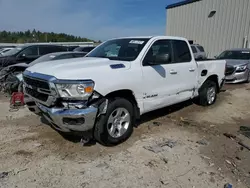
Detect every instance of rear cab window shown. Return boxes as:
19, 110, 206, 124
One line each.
172, 40, 192, 63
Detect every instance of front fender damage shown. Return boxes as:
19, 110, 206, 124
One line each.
88, 91, 109, 117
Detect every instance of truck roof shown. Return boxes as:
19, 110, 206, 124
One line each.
111, 36, 188, 41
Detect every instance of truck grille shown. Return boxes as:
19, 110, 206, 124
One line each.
23, 76, 50, 90
225, 65, 235, 76
23, 75, 55, 106
25, 87, 48, 102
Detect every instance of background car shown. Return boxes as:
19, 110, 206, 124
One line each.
191, 44, 207, 60
0, 47, 15, 56
0, 44, 67, 69
0, 51, 86, 94
73, 46, 95, 54
217, 48, 250, 83
0, 45, 16, 50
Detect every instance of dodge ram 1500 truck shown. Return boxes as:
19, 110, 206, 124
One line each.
23, 36, 226, 146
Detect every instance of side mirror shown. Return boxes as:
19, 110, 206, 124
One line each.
148, 54, 170, 65
17, 53, 26, 60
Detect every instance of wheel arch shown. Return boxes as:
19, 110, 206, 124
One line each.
105, 89, 140, 120
199, 74, 219, 93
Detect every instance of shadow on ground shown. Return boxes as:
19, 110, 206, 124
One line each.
39, 99, 197, 146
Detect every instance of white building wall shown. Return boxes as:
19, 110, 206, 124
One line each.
166, 0, 250, 57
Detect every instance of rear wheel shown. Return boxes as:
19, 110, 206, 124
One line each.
94, 97, 134, 146
198, 80, 217, 106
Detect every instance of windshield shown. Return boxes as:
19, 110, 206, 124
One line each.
87, 38, 149, 61
217, 50, 250, 60
29, 53, 57, 66
2, 46, 24, 56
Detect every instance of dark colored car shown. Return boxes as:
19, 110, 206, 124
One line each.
0, 51, 86, 94
0, 44, 67, 69
28, 51, 85, 66
73, 46, 95, 53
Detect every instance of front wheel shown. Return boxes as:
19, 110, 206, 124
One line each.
94, 97, 134, 146
198, 80, 217, 106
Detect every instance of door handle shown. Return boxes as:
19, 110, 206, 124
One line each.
189, 68, 195, 72
170, 70, 177, 74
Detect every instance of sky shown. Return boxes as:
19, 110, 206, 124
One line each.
0, 0, 180, 41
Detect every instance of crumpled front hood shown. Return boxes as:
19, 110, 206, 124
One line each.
225, 59, 250, 67
26, 57, 131, 80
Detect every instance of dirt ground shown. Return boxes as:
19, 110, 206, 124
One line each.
0, 84, 250, 188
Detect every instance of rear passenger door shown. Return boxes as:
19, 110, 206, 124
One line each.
171, 40, 197, 100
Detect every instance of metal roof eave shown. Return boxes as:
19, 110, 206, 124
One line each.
166, 0, 201, 9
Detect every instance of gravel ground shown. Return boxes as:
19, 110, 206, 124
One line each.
0, 84, 250, 188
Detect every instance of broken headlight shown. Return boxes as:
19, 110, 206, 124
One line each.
55, 80, 95, 100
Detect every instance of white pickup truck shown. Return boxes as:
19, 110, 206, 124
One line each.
23, 36, 226, 145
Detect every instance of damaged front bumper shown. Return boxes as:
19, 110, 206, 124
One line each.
36, 102, 98, 133
24, 94, 41, 114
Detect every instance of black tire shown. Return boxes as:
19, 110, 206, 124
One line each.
246, 72, 250, 83
94, 97, 134, 146
198, 80, 217, 106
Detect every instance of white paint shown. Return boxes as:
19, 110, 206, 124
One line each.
27, 36, 226, 115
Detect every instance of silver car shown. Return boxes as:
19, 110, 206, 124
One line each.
217, 48, 250, 83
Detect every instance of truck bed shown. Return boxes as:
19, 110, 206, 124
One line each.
196, 59, 226, 89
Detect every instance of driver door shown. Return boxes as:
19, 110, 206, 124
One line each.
141, 39, 181, 113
